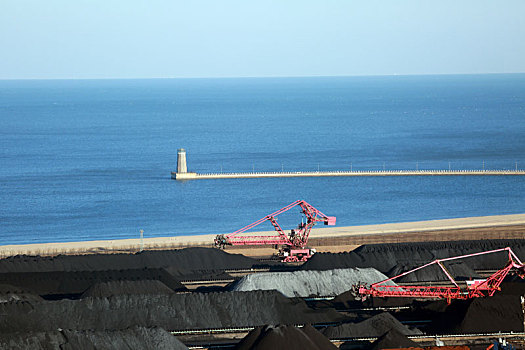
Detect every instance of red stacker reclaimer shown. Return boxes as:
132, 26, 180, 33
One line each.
355, 247, 525, 303
214, 200, 336, 262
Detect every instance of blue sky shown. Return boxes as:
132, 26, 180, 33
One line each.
1, 1, 524, 79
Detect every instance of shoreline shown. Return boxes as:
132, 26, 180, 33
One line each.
1, 213, 525, 257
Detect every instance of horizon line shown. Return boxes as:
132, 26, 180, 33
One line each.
1, 71, 525, 81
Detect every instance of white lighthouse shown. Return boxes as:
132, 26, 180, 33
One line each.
177, 148, 188, 173
172, 148, 197, 180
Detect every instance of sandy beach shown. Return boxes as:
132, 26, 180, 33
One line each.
1, 213, 525, 257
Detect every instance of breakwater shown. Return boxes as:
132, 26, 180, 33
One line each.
171, 169, 525, 180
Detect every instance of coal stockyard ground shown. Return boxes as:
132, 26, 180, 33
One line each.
2, 236, 525, 349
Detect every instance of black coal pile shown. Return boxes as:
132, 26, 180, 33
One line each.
302, 240, 525, 279
231, 268, 392, 297
0, 290, 345, 332
0, 284, 43, 303
164, 266, 234, 281
235, 324, 337, 350
0, 268, 187, 297
81, 280, 177, 298
393, 261, 480, 283
321, 290, 416, 311
321, 312, 421, 339
0, 247, 259, 276
455, 294, 523, 333
499, 281, 525, 296
0, 326, 188, 350
413, 294, 524, 334
0, 247, 264, 297
368, 328, 420, 350
495, 274, 525, 296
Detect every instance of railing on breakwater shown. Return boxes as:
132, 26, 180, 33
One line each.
171, 169, 525, 180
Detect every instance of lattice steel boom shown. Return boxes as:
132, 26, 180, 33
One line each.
355, 247, 525, 303
214, 200, 336, 262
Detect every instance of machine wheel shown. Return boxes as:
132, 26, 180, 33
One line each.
283, 256, 299, 263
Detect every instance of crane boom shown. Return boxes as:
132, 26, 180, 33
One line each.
355, 247, 525, 303
214, 200, 336, 262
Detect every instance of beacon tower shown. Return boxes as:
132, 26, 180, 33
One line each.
171, 148, 197, 180
177, 148, 188, 173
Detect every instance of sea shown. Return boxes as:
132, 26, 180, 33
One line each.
1, 74, 524, 245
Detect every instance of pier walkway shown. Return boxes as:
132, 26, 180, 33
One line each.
172, 169, 525, 180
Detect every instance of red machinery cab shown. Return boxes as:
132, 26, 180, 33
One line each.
281, 248, 316, 263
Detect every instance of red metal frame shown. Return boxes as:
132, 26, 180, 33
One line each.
214, 200, 335, 250
357, 247, 525, 302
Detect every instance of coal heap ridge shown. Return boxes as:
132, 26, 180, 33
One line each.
499, 279, 525, 296
393, 261, 480, 283
415, 294, 524, 334
326, 290, 417, 310
0, 247, 261, 297
81, 280, 177, 298
302, 239, 525, 279
0, 268, 187, 297
321, 312, 421, 339
456, 294, 523, 333
0, 290, 345, 332
235, 324, 337, 350
0, 326, 188, 350
368, 328, 420, 350
0, 247, 259, 275
231, 268, 393, 297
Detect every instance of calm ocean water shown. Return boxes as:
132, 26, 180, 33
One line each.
1, 75, 525, 245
